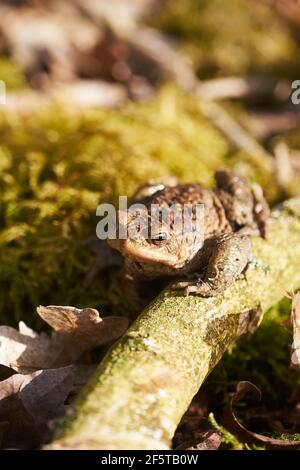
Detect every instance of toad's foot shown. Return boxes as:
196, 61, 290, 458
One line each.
173, 233, 252, 297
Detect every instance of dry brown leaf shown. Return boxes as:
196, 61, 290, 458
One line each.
222, 381, 300, 449
176, 430, 222, 450
36, 305, 128, 364
291, 292, 300, 368
68, 364, 96, 401
0, 324, 52, 373
0, 306, 128, 373
0, 366, 74, 449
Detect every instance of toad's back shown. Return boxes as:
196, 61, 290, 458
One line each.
138, 183, 231, 240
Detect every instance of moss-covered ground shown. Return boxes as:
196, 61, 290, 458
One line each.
1, 0, 300, 446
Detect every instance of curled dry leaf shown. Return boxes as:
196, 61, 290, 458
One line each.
222, 381, 300, 449
0, 306, 128, 373
291, 292, 300, 367
36, 305, 128, 364
0, 324, 52, 373
0, 366, 75, 449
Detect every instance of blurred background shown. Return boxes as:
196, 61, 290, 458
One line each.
1, 0, 300, 449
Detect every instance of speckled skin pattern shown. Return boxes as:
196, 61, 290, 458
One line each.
108, 171, 269, 312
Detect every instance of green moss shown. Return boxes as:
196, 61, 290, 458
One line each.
51, 205, 300, 449
208, 412, 244, 450
0, 58, 26, 91
152, 0, 300, 79
208, 297, 300, 409
0, 86, 238, 327
208, 305, 300, 445
1, 82, 298, 445
0, 0, 299, 448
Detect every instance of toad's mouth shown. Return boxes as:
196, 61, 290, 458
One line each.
108, 237, 188, 269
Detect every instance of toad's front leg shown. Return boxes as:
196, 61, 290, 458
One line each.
175, 233, 252, 297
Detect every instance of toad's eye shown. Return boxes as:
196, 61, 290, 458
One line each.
151, 232, 168, 245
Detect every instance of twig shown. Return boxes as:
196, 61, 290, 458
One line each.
274, 140, 294, 189
196, 98, 275, 173
246, 109, 300, 140
196, 76, 289, 101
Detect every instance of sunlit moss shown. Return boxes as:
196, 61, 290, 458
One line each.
0, 0, 299, 449
0, 87, 298, 448
0, 57, 26, 91
0, 87, 291, 334
0, 86, 237, 327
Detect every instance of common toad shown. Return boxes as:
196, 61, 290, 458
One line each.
107, 171, 269, 313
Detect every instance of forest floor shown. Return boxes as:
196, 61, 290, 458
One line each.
1, 0, 300, 450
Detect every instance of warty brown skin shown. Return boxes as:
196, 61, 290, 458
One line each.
107, 171, 269, 314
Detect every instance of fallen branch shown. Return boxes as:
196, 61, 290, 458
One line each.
47, 198, 300, 450
196, 98, 274, 173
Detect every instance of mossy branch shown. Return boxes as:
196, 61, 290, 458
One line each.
48, 199, 300, 450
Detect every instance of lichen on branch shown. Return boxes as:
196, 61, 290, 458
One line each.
48, 199, 300, 450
